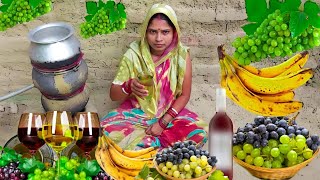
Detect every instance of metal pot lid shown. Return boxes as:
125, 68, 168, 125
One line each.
28, 22, 74, 44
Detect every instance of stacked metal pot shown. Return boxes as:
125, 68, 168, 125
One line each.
28, 22, 89, 113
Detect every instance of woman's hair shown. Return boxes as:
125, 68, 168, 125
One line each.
148, 13, 175, 30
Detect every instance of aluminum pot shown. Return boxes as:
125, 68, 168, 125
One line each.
28, 22, 81, 70
32, 60, 88, 99
41, 85, 90, 113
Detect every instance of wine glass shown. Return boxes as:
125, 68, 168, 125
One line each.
137, 70, 154, 88
17, 113, 46, 158
74, 112, 100, 159
137, 70, 155, 117
42, 111, 78, 177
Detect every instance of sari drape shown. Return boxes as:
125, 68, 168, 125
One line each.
100, 4, 208, 149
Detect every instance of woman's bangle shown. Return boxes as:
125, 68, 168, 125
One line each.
158, 118, 168, 129
167, 107, 178, 118
121, 79, 132, 95
171, 107, 178, 115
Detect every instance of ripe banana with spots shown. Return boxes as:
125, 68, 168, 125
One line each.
225, 54, 313, 95
255, 91, 295, 102
95, 137, 136, 180
95, 135, 157, 179
103, 135, 158, 158
102, 135, 154, 169
239, 51, 309, 78
218, 45, 303, 116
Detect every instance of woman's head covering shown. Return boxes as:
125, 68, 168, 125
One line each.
113, 4, 189, 118
140, 4, 181, 48
139, 4, 182, 69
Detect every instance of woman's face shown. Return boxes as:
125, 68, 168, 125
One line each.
146, 18, 174, 56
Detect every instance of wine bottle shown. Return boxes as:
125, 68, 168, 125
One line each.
209, 87, 233, 179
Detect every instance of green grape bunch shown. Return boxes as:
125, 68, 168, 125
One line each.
232, 9, 320, 65
80, 0, 127, 39
0, 0, 52, 31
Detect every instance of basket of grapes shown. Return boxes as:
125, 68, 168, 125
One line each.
233, 116, 320, 180
154, 141, 217, 180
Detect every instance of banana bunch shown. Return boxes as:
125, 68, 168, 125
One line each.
218, 45, 313, 116
95, 135, 158, 180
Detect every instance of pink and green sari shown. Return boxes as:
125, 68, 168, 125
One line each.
100, 4, 207, 149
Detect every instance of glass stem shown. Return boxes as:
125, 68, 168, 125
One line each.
84, 152, 91, 160
29, 150, 37, 156
57, 151, 61, 178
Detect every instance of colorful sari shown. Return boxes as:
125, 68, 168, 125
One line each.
100, 4, 207, 149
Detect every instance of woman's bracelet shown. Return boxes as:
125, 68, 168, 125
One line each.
158, 118, 169, 129
121, 79, 132, 95
167, 107, 178, 118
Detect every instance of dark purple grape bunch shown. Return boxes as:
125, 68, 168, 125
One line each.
93, 169, 111, 180
0, 162, 26, 180
155, 140, 217, 167
233, 116, 315, 149
306, 135, 320, 152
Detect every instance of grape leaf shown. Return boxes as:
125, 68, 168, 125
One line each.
245, 0, 267, 23
304, 1, 320, 28
98, 0, 105, 9
109, 8, 119, 23
86, 1, 98, 15
117, 3, 126, 18
119, 10, 126, 19
1, 0, 13, 4
268, 0, 282, 13
241, 23, 260, 35
289, 11, 309, 37
117, 3, 125, 11
29, 0, 42, 9
0, 5, 9, 12
76, 159, 100, 177
135, 164, 150, 179
18, 157, 45, 173
0, 0, 13, 12
149, 168, 165, 180
85, 15, 94, 21
105, 0, 115, 12
304, 1, 320, 16
309, 15, 320, 28
281, 0, 301, 12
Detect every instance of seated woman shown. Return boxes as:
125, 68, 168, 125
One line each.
100, 4, 207, 149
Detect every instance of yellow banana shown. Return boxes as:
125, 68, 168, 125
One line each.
220, 55, 295, 103
276, 53, 309, 77
95, 137, 135, 180
256, 91, 295, 102
103, 135, 154, 170
226, 55, 313, 94
218, 50, 303, 116
103, 134, 158, 158
240, 51, 309, 78
135, 149, 158, 159
116, 166, 141, 176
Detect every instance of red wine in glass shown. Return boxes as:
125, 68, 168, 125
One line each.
75, 112, 100, 159
76, 127, 100, 153
18, 127, 45, 154
17, 113, 45, 157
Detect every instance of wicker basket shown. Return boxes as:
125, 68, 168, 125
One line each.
154, 160, 216, 180
234, 149, 319, 180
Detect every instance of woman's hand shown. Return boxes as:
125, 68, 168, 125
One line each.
145, 122, 164, 136
131, 78, 148, 98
